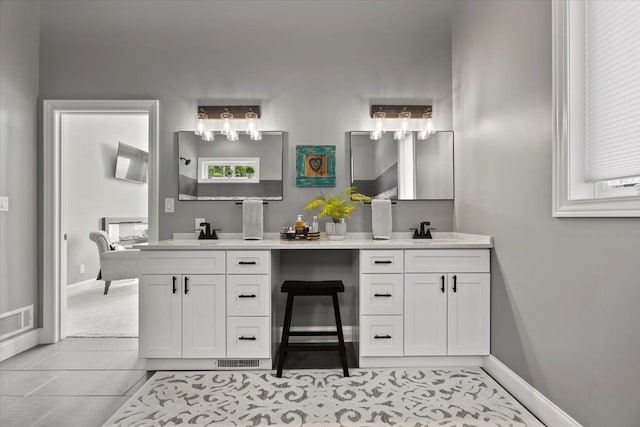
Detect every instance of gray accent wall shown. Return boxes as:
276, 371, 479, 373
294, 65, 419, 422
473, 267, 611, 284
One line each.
452, 1, 640, 425
0, 1, 40, 321
38, 0, 455, 237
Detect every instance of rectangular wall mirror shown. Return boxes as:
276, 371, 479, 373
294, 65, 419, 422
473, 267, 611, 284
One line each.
349, 131, 454, 200
178, 131, 284, 200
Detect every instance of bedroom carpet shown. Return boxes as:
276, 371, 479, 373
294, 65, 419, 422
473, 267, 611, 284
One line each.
66, 279, 138, 337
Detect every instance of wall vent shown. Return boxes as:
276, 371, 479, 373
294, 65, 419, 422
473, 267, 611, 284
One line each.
0, 305, 34, 341
217, 359, 260, 368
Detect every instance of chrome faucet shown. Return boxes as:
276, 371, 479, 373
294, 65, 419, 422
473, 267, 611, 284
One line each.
198, 222, 218, 240
412, 221, 435, 239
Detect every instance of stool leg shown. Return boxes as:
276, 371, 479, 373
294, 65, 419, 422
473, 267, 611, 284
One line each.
277, 293, 295, 378
332, 293, 349, 377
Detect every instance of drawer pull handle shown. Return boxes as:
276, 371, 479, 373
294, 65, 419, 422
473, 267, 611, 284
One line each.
374, 334, 392, 339
441, 275, 445, 293
238, 294, 257, 298
172, 276, 177, 294
239, 261, 257, 265
374, 260, 392, 264
239, 336, 257, 341
184, 276, 189, 294
452, 275, 457, 293
374, 293, 392, 297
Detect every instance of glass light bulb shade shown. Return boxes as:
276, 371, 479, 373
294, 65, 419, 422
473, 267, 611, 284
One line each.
426, 117, 435, 135
373, 111, 386, 134
250, 130, 262, 141
245, 111, 258, 135
220, 112, 233, 136
370, 130, 382, 140
227, 130, 239, 141
202, 130, 215, 142
195, 113, 207, 136
399, 111, 411, 133
393, 130, 404, 140
417, 130, 430, 140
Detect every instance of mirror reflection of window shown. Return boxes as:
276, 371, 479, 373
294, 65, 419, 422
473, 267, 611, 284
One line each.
177, 131, 283, 201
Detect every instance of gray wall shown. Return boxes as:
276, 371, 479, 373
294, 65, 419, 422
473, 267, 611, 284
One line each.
452, 1, 640, 426
0, 1, 40, 321
38, 0, 455, 237
63, 113, 148, 285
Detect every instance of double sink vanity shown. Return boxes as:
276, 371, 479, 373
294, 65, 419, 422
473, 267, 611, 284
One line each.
136, 232, 492, 371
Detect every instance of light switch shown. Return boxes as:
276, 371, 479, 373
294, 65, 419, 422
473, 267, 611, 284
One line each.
164, 197, 175, 213
0, 196, 8, 212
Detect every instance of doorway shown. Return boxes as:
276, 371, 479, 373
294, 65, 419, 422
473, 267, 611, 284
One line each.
62, 112, 149, 337
42, 100, 159, 344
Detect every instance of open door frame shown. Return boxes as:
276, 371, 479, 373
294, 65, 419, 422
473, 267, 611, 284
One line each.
42, 100, 159, 344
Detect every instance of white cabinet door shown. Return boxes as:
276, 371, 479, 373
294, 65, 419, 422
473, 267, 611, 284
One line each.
447, 273, 490, 355
360, 274, 404, 315
404, 274, 448, 356
182, 274, 226, 358
139, 275, 182, 358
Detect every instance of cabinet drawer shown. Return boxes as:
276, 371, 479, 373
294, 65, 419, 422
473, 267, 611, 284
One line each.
405, 249, 489, 273
226, 316, 270, 358
360, 315, 403, 357
227, 275, 271, 316
140, 251, 225, 275
360, 250, 404, 274
360, 274, 403, 315
227, 251, 271, 275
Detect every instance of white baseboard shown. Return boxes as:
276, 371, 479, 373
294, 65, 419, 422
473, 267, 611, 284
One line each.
276, 326, 354, 343
0, 328, 42, 362
483, 355, 582, 427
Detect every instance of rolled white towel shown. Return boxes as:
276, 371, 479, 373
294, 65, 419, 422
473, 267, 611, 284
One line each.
371, 199, 392, 240
242, 200, 264, 240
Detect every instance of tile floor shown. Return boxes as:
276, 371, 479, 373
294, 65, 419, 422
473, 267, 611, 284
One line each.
0, 338, 150, 427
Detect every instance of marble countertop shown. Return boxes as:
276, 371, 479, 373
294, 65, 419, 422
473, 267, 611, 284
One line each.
135, 232, 493, 250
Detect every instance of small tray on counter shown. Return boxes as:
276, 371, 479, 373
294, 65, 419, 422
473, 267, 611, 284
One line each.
280, 231, 321, 241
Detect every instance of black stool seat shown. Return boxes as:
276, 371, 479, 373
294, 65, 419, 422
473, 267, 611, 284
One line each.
281, 280, 345, 294
276, 280, 349, 378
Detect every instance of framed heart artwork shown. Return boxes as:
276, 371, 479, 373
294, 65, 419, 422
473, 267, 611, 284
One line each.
295, 145, 336, 187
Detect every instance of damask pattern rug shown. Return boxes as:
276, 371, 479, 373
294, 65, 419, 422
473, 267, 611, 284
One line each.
103, 368, 544, 426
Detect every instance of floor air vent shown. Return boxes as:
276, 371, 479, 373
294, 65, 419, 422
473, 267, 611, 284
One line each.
0, 305, 34, 341
218, 359, 260, 368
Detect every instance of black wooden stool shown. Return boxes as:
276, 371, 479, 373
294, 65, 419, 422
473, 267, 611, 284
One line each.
276, 280, 349, 378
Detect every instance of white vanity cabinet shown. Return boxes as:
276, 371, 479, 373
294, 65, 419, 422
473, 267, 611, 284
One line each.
404, 250, 490, 357
139, 251, 226, 359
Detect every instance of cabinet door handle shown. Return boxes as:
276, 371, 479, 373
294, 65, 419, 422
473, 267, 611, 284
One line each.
374, 260, 392, 264
374, 334, 392, 339
238, 294, 257, 298
172, 276, 177, 294
238, 261, 257, 265
238, 336, 256, 341
441, 275, 445, 293
452, 275, 457, 293
184, 276, 189, 294
374, 293, 392, 297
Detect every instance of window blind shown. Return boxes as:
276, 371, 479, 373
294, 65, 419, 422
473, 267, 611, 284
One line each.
584, 1, 640, 182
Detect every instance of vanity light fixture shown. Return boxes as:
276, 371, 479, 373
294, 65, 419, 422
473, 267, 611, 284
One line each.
193, 105, 262, 142
369, 105, 434, 141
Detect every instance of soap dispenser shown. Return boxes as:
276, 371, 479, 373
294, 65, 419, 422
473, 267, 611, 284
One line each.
295, 214, 305, 235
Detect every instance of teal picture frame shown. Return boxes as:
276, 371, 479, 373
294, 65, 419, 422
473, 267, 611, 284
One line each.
296, 145, 336, 187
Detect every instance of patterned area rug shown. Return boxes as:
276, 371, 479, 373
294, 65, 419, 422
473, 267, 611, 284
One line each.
103, 368, 544, 426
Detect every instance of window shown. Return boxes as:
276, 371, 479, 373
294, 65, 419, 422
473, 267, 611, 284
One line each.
198, 157, 260, 183
553, 0, 640, 217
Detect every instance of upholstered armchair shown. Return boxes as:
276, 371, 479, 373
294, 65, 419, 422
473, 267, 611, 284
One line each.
89, 231, 140, 294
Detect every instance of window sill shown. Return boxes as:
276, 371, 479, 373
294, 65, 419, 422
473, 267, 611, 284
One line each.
553, 195, 640, 218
